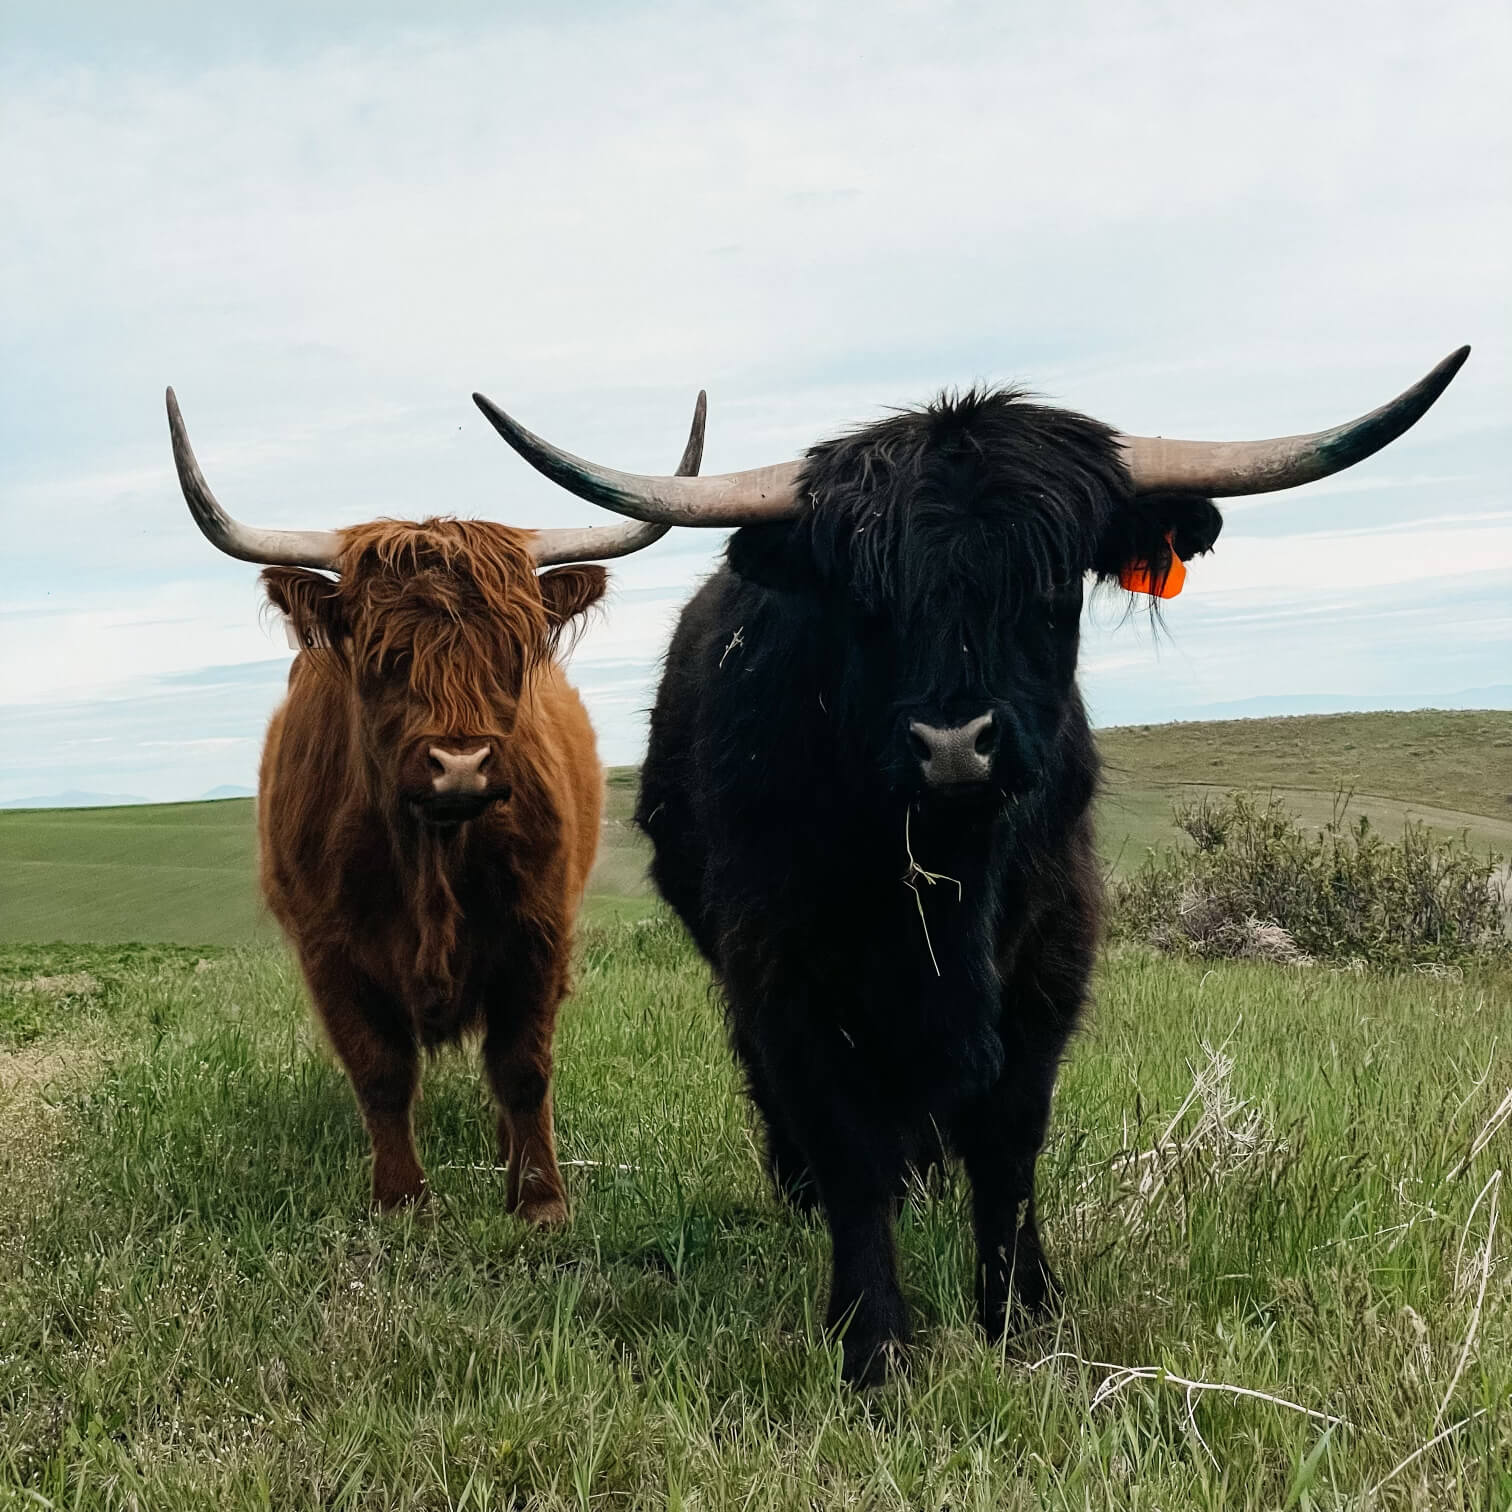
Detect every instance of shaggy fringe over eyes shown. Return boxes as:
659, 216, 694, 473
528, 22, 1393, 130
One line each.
797, 388, 1135, 615
339, 519, 556, 730
791, 387, 1218, 618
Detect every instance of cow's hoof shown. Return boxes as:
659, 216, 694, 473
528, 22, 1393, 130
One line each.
517, 1195, 569, 1228
371, 1183, 427, 1215
771, 1169, 821, 1216
980, 1279, 1063, 1341
1013, 1259, 1063, 1323
841, 1331, 908, 1389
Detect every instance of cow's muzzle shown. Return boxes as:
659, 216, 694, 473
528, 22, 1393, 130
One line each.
908, 714, 998, 791
405, 745, 510, 826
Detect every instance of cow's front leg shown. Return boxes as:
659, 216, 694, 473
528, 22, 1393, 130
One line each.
773, 1069, 910, 1385
733, 1029, 818, 1212
954, 1053, 1061, 1338
304, 955, 425, 1210
824, 1172, 910, 1385
483, 1010, 568, 1228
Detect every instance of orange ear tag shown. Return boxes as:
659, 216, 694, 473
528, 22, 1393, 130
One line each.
1120, 532, 1186, 599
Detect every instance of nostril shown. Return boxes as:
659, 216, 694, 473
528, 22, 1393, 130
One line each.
476, 747, 492, 771
427, 753, 445, 777
974, 720, 996, 757
907, 729, 931, 763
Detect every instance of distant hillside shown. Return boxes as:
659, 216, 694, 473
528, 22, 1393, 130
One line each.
0, 790, 149, 810
1089, 686, 1512, 726
2, 710, 1509, 945
1099, 709, 1512, 820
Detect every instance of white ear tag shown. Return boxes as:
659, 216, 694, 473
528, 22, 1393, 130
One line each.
282, 616, 327, 651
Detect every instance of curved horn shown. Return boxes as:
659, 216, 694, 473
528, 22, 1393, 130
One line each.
481, 347, 1471, 525
474, 391, 804, 527
1117, 347, 1471, 496
166, 389, 343, 568
527, 391, 710, 565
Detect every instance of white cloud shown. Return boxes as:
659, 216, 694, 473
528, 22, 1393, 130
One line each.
0, 0, 1507, 799
0, 581, 281, 705
1189, 521, 1512, 598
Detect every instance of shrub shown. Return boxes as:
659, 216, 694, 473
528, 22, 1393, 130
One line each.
1110, 791, 1510, 969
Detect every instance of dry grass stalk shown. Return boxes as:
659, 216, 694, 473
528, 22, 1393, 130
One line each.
1434, 1169, 1502, 1429
901, 806, 962, 978
1448, 1087, 1512, 1181
1366, 1404, 1496, 1500
1027, 1350, 1352, 1430
1075, 1036, 1280, 1234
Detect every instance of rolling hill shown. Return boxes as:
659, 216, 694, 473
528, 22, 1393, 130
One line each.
2, 710, 1508, 945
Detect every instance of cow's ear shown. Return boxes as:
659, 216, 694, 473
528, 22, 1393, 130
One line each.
262, 568, 346, 650
537, 564, 608, 628
726, 522, 819, 593
1094, 493, 1224, 589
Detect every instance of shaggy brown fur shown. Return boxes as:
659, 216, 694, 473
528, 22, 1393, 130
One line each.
258, 518, 606, 1222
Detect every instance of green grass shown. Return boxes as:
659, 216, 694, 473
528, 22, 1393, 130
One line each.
2, 711, 1509, 1503
0, 779, 657, 947
1, 928, 1508, 1508
0, 800, 271, 947
6, 711, 1511, 947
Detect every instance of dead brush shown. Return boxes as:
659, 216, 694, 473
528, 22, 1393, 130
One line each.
1112, 790, 1510, 969
1074, 1033, 1283, 1236
10, 972, 102, 999
1490, 861, 1512, 940
1159, 890, 1314, 966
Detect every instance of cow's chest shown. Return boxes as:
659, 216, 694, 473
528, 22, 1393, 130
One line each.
340, 850, 530, 1042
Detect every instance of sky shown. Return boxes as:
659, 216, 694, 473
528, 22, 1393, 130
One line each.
1, 0, 1508, 803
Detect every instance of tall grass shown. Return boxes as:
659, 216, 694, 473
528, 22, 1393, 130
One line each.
2, 925, 1509, 1507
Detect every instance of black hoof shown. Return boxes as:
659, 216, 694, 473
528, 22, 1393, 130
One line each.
768, 1155, 820, 1214
841, 1330, 909, 1388
979, 1256, 1062, 1338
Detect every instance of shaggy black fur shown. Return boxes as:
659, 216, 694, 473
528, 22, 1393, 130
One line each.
635, 389, 1223, 1384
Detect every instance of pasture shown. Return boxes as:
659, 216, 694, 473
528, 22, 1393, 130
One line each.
4, 711, 1510, 948
1, 710, 1509, 1508
0, 771, 660, 949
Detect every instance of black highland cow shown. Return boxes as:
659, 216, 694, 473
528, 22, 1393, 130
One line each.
476, 348, 1469, 1384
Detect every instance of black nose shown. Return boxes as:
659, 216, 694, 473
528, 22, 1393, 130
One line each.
907, 713, 997, 789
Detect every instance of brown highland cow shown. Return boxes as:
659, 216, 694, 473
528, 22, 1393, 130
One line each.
165, 387, 704, 1220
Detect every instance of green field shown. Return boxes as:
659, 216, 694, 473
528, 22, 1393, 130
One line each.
1098, 711, 1512, 872
3, 930, 1508, 1508
0, 772, 657, 948
4, 711, 1510, 947
1, 710, 1509, 1507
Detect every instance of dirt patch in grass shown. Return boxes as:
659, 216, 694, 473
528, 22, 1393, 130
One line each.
12, 971, 102, 998
0, 1038, 98, 1267
0, 1040, 98, 1094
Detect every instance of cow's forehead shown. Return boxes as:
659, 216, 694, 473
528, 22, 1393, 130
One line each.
809, 492, 1100, 613
796, 389, 1123, 606
338, 518, 538, 582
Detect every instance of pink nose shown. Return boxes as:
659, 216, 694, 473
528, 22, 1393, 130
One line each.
427, 746, 491, 798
